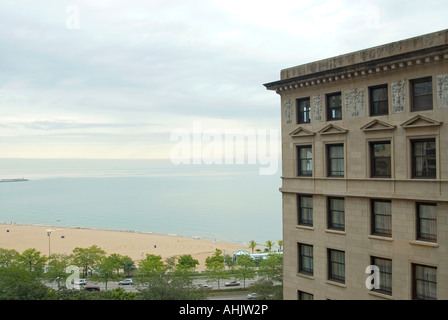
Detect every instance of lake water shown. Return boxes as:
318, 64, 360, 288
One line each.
0, 159, 282, 247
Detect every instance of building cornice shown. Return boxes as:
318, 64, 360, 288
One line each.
264, 44, 448, 94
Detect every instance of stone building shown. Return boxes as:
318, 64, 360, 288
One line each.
264, 29, 448, 300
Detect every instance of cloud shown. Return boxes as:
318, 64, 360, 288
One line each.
0, 0, 447, 158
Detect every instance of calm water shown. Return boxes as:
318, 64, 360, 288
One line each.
0, 159, 282, 246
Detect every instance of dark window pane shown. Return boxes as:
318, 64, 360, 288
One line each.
413, 264, 437, 300
371, 142, 391, 178
297, 146, 312, 176
417, 203, 437, 242
412, 139, 436, 178
297, 98, 311, 124
412, 78, 433, 111
370, 86, 388, 116
327, 93, 342, 120
328, 145, 344, 177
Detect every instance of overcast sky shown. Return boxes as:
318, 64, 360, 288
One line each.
1, 0, 447, 159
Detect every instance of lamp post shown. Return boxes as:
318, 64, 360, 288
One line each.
47, 230, 53, 256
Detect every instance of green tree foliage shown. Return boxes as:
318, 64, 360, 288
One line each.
235, 254, 256, 288
259, 253, 283, 282
0, 248, 19, 267
0, 264, 56, 300
264, 240, 275, 252
248, 240, 257, 253
18, 248, 47, 275
176, 254, 199, 271
122, 256, 136, 277
45, 253, 72, 289
72, 245, 106, 277
205, 249, 228, 290
95, 256, 118, 290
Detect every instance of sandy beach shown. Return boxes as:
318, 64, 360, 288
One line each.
0, 224, 249, 270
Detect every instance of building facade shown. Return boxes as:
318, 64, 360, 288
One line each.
264, 29, 448, 300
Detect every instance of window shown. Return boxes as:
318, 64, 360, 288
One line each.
298, 243, 314, 275
298, 290, 314, 300
417, 203, 437, 242
327, 92, 342, 121
327, 144, 344, 177
328, 197, 345, 231
412, 264, 437, 300
370, 141, 391, 178
297, 98, 311, 124
411, 77, 433, 111
371, 200, 392, 237
371, 257, 392, 295
297, 146, 312, 176
328, 249, 345, 283
370, 85, 389, 116
298, 195, 313, 226
412, 139, 436, 178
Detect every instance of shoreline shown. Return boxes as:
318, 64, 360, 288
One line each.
0, 223, 250, 270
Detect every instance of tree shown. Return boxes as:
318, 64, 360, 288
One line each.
122, 256, 136, 277
18, 248, 47, 275
107, 253, 126, 275
95, 256, 118, 290
235, 254, 256, 289
264, 240, 275, 252
137, 254, 167, 283
277, 240, 283, 252
177, 254, 199, 271
45, 253, 72, 290
72, 245, 106, 277
248, 240, 257, 253
223, 254, 235, 270
135, 254, 205, 300
205, 249, 228, 290
0, 248, 19, 267
0, 264, 56, 300
259, 253, 283, 282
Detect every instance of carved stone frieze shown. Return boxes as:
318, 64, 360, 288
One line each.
437, 74, 448, 109
283, 99, 294, 124
312, 95, 323, 123
344, 88, 366, 118
391, 80, 406, 113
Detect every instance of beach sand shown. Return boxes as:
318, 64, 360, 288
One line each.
0, 224, 249, 270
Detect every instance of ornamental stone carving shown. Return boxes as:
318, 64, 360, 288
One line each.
344, 88, 366, 118
312, 95, 323, 122
437, 74, 448, 109
283, 99, 294, 124
391, 80, 406, 113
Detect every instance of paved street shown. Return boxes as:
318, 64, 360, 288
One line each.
45, 276, 260, 298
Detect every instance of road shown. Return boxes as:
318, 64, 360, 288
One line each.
45, 276, 260, 298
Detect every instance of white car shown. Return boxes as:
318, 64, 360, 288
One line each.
119, 279, 133, 285
224, 280, 240, 287
247, 293, 258, 300
74, 279, 87, 285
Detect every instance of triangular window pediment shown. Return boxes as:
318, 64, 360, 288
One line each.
400, 115, 442, 128
361, 119, 396, 132
289, 127, 315, 137
318, 124, 348, 135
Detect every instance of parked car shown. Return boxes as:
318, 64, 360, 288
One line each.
247, 293, 258, 300
74, 279, 87, 285
224, 280, 240, 287
84, 285, 100, 292
119, 278, 133, 285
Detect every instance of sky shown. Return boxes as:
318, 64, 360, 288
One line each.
1, 0, 447, 160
